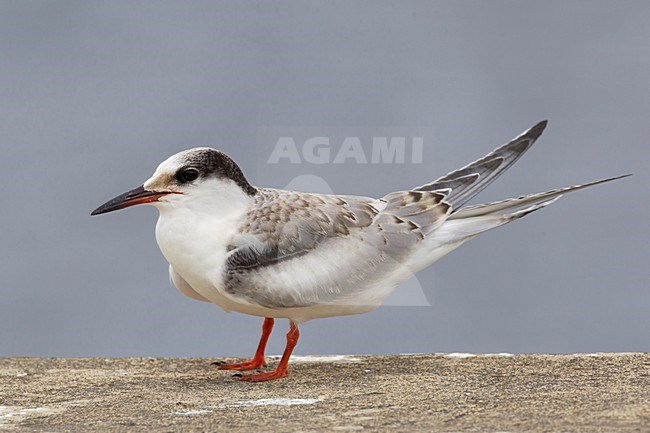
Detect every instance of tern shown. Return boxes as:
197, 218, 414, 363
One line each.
92, 121, 628, 382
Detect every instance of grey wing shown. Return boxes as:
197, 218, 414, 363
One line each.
449, 174, 631, 219
415, 120, 547, 210
169, 266, 210, 302
221, 189, 446, 308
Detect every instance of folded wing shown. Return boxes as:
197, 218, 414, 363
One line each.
222, 188, 450, 309
415, 120, 548, 211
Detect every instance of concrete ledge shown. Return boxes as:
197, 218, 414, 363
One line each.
1, 353, 649, 432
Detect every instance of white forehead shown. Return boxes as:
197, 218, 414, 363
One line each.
153, 147, 215, 174
144, 147, 215, 188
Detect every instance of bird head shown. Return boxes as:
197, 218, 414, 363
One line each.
91, 147, 257, 216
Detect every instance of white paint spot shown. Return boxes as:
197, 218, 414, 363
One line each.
445, 353, 476, 359
443, 353, 514, 358
0, 406, 50, 421
173, 409, 212, 416
280, 355, 362, 363
210, 398, 320, 409
16, 372, 28, 377
172, 398, 320, 416
579, 353, 638, 357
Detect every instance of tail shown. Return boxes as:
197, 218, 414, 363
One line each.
408, 120, 631, 260
417, 175, 631, 268
449, 174, 631, 220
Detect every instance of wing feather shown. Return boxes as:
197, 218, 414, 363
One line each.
221, 188, 448, 308
415, 120, 547, 210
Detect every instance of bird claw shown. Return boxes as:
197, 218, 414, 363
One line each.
217, 358, 267, 371
239, 369, 288, 382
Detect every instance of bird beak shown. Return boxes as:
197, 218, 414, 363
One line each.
91, 185, 173, 216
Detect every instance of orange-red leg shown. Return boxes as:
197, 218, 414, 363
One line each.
240, 321, 299, 382
217, 318, 274, 371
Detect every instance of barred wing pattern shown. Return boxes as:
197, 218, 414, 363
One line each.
222, 188, 450, 308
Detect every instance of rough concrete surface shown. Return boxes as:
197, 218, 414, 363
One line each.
1, 353, 649, 432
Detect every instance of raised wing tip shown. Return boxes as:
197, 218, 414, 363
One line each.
523, 120, 548, 141
590, 173, 633, 185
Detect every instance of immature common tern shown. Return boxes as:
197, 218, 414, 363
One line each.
92, 121, 628, 381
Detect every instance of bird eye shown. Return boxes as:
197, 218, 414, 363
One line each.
179, 168, 200, 183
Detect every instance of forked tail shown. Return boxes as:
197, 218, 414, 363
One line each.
423, 175, 631, 252
449, 174, 631, 220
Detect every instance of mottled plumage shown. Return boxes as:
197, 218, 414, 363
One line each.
92, 120, 629, 381
221, 188, 447, 309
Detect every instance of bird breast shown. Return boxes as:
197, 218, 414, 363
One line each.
154, 208, 239, 303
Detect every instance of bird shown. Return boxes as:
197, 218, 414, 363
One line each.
91, 120, 628, 382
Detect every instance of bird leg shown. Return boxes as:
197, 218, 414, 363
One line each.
240, 321, 299, 382
217, 317, 274, 371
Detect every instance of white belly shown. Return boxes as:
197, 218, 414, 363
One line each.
154, 209, 244, 312
154, 210, 383, 321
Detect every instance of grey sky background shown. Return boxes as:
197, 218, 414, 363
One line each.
1, 1, 648, 358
